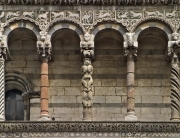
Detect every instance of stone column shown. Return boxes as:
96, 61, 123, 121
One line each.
124, 33, 138, 121
37, 31, 51, 121
167, 33, 180, 121
0, 32, 8, 121
80, 32, 94, 121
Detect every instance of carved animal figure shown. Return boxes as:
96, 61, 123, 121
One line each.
23, 11, 34, 18
97, 12, 111, 19
51, 11, 65, 19
145, 11, 157, 16
67, 11, 79, 19
145, 11, 164, 17
82, 12, 92, 24
166, 11, 178, 18
0, 12, 5, 20
38, 12, 48, 20
6, 12, 19, 19
156, 11, 164, 17
129, 11, 142, 19
117, 12, 128, 19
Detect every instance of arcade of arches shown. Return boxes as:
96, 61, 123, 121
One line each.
0, 4, 180, 136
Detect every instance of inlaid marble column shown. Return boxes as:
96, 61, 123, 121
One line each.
124, 33, 138, 121
167, 32, 180, 121
0, 33, 7, 121
37, 31, 51, 121
80, 32, 94, 121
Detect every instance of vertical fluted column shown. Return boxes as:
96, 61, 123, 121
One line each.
124, 33, 138, 121
167, 32, 180, 121
0, 32, 8, 121
37, 31, 51, 121
80, 32, 94, 121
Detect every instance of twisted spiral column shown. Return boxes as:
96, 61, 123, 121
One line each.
170, 56, 180, 120
0, 58, 5, 121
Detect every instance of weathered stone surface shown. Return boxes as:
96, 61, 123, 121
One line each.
49, 80, 71, 86
64, 87, 81, 95
105, 96, 121, 103
95, 87, 116, 95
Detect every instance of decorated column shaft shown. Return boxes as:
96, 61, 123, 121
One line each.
80, 32, 94, 121
167, 33, 180, 121
124, 33, 138, 121
0, 31, 7, 121
37, 31, 51, 121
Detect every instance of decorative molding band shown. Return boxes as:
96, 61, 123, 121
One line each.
0, 132, 180, 137
0, 0, 178, 5
0, 122, 179, 132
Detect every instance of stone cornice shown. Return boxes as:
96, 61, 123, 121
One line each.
0, 121, 179, 132
0, 0, 179, 5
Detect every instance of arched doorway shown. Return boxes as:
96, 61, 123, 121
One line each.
5, 89, 24, 120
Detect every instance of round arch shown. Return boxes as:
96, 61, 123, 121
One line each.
48, 21, 85, 41
91, 23, 127, 41
134, 20, 173, 41
5, 70, 34, 93
4, 21, 40, 41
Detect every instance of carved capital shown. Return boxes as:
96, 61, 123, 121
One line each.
167, 39, 180, 63
37, 31, 52, 62
80, 32, 94, 59
124, 33, 138, 60
0, 30, 8, 60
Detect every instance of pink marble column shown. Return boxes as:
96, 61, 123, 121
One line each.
37, 31, 51, 121
40, 58, 49, 118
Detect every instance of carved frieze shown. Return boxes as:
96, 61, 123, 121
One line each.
0, 122, 178, 132
0, 9, 180, 33
0, 0, 179, 5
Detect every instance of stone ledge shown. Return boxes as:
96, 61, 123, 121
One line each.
0, 0, 178, 5
0, 121, 179, 132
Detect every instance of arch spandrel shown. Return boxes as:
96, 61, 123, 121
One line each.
133, 20, 174, 41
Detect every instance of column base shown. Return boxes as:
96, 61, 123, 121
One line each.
83, 108, 92, 121
125, 111, 138, 121
0, 115, 5, 121
170, 118, 180, 121
38, 114, 51, 121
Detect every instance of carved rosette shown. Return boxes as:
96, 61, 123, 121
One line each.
124, 32, 138, 121
80, 33, 94, 121
167, 34, 180, 121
